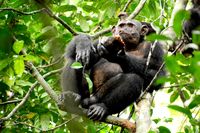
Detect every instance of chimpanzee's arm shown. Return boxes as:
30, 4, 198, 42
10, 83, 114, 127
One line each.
103, 42, 164, 78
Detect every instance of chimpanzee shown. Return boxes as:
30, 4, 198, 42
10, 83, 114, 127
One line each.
184, 0, 200, 37
182, 0, 200, 55
60, 13, 165, 120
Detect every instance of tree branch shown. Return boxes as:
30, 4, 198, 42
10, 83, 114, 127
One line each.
25, 61, 59, 103
91, 28, 111, 39
137, 39, 186, 103
0, 8, 46, 15
128, 0, 147, 20
135, 93, 152, 133
1, 82, 37, 121
0, 99, 22, 105
34, 0, 78, 36
44, 116, 78, 131
122, 0, 133, 12
37, 55, 64, 69
0, 6, 78, 35
169, 0, 188, 26
105, 116, 136, 132
19, 50, 136, 131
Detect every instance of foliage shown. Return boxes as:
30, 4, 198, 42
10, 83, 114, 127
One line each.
0, 0, 199, 132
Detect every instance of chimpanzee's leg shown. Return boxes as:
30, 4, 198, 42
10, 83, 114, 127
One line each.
87, 73, 143, 120
59, 58, 90, 115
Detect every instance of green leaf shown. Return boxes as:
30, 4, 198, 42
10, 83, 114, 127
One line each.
153, 118, 161, 124
14, 57, 24, 76
106, 3, 116, 18
24, 55, 39, 63
71, 62, 83, 69
188, 95, 200, 109
182, 90, 190, 100
79, 14, 90, 32
184, 125, 192, 133
173, 10, 190, 37
146, 33, 171, 41
170, 91, 179, 103
158, 126, 171, 133
0, 58, 11, 71
40, 114, 50, 130
85, 74, 93, 91
192, 31, 200, 44
87, 124, 96, 133
56, 5, 77, 12
83, 5, 98, 13
13, 40, 24, 54
164, 118, 173, 123
148, 131, 156, 133
16, 80, 32, 87
168, 105, 192, 118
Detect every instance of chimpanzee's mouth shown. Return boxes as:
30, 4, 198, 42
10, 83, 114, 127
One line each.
114, 35, 125, 46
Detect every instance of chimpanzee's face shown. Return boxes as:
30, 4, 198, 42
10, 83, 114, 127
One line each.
112, 20, 148, 47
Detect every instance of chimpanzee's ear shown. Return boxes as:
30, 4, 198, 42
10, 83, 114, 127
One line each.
112, 26, 116, 33
140, 25, 149, 36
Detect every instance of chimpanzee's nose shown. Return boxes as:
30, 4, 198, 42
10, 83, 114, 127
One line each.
119, 30, 123, 33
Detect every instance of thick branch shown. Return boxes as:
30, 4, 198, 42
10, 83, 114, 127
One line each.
169, 0, 188, 26
105, 116, 136, 132
26, 61, 59, 103
136, 93, 152, 133
21, 52, 136, 131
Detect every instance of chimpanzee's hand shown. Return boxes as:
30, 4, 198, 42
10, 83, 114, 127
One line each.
75, 34, 96, 65
81, 96, 98, 108
97, 36, 124, 57
87, 103, 108, 121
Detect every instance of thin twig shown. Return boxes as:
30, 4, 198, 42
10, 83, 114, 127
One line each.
91, 28, 111, 39
162, 83, 191, 88
1, 82, 37, 121
122, 0, 133, 12
44, 116, 77, 131
137, 39, 185, 103
0, 8, 46, 15
34, 0, 77, 35
13, 116, 77, 131
0, 6, 77, 35
128, 0, 147, 20
0, 99, 22, 105
37, 55, 64, 68
0, 68, 62, 121
14, 122, 42, 131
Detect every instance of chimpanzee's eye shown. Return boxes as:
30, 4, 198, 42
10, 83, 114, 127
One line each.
127, 23, 135, 27
119, 23, 125, 27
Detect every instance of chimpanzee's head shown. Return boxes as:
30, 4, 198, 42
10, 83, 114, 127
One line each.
112, 13, 149, 48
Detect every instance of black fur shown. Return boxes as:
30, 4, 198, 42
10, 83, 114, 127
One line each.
61, 19, 165, 120
184, 1, 200, 37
